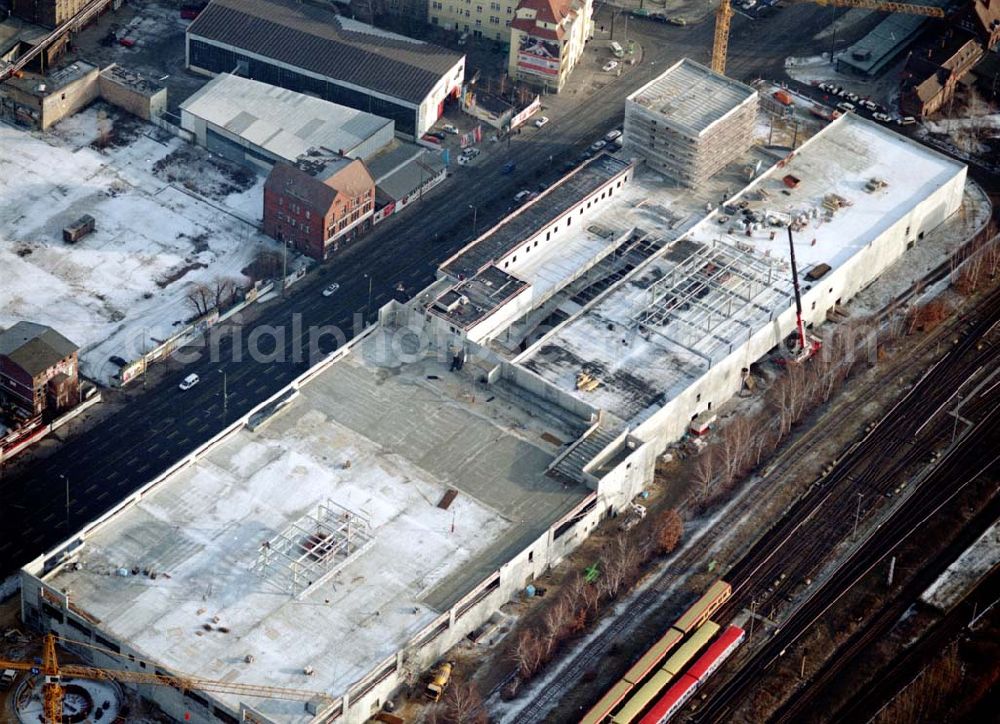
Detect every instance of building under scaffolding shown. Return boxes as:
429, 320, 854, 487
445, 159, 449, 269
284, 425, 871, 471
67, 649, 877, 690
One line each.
624, 58, 758, 187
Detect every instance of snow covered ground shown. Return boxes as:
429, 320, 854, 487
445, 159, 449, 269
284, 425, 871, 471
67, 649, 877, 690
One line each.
0, 106, 286, 381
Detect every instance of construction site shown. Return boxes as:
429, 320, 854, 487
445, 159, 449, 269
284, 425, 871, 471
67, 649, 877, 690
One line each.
11, 51, 973, 722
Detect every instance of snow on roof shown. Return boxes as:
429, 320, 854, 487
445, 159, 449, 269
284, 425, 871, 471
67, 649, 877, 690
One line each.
180, 73, 394, 161
921, 519, 999, 611
519, 114, 965, 424
626, 59, 757, 137
46, 332, 584, 721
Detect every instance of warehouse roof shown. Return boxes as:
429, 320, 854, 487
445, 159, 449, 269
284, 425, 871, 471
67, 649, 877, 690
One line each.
180, 74, 393, 161
43, 331, 583, 721
187, 0, 464, 105
0, 321, 78, 377
519, 114, 966, 424
626, 58, 757, 137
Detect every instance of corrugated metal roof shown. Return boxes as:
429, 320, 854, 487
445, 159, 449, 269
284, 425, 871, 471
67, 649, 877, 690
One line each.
187, 0, 463, 105
180, 73, 394, 160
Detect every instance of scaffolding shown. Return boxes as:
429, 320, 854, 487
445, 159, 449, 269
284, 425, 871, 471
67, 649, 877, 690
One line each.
630, 239, 790, 364
252, 499, 376, 598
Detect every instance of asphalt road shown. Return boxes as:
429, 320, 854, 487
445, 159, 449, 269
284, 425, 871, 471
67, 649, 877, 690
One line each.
0, 5, 875, 576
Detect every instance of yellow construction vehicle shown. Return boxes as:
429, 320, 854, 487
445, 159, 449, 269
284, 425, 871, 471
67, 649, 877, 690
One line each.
0, 632, 334, 724
424, 661, 453, 702
712, 0, 946, 75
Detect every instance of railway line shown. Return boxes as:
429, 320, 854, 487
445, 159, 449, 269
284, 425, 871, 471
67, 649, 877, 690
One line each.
687, 287, 1000, 722
492, 279, 1000, 723
772, 496, 1000, 724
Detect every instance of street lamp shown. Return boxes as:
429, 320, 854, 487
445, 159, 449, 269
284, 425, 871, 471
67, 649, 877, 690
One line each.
218, 368, 228, 415
469, 204, 478, 236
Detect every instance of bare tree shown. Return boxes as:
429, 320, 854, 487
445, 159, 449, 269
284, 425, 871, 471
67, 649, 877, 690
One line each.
511, 629, 545, 680
185, 283, 212, 317
431, 679, 488, 724
692, 447, 716, 500
599, 535, 641, 600
541, 597, 571, 656
655, 509, 684, 555
719, 416, 752, 485
580, 579, 601, 617
213, 276, 242, 311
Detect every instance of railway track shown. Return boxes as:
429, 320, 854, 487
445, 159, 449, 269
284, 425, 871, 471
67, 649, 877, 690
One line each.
687, 287, 1000, 722
772, 494, 1000, 724
693, 408, 1000, 723
493, 280, 999, 723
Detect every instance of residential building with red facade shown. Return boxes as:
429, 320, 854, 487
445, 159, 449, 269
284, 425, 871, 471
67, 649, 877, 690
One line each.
263, 155, 376, 261
508, 0, 593, 93
0, 321, 79, 419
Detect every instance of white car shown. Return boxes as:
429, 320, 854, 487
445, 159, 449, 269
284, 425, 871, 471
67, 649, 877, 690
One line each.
322, 282, 341, 297
897, 116, 917, 126
604, 129, 622, 143
590, 139, 606, 151
443, 124, 459, 134
534, 116, 549, 128
836, 101, 856, 113
179, 373, 199, 391
514, 190, 532, 204
603, 60, 618, 72
859, 99, 877, 111
872, 112, 891, 122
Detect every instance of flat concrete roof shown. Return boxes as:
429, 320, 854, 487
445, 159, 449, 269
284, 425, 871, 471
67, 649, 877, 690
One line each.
519, 114, 966, 424
441, 154, 633, 280
46, 332, 585, 721
180, 73, 394, 161
626, 58, 757, 137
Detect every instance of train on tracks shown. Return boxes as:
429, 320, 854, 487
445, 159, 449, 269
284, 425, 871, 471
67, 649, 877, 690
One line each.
581, 580, 741, 724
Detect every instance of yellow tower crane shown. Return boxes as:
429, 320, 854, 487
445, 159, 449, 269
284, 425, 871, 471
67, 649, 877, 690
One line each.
0, 633, 335, 724
712, 0, 947, 75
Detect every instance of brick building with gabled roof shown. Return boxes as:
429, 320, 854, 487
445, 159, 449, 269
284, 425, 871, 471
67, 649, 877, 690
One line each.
901, 32, 984, 118
263, 154, 376, 261
0, 321, 79, 418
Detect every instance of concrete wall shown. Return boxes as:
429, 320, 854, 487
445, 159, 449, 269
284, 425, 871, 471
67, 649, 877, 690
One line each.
632, 162, 967, 452
98, 68, 167, 121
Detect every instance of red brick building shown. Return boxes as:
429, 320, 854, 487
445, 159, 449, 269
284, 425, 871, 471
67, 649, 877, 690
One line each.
263, 155, 376, 262
0, 321, 79, 419
901, 33, 984, 118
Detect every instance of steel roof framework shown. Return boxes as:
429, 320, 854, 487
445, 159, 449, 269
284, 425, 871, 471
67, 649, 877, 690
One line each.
253, 499, 376, 598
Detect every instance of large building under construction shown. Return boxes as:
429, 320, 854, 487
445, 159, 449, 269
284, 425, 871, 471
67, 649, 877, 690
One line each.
624, 59, 758, 186
21, 106, 967, 723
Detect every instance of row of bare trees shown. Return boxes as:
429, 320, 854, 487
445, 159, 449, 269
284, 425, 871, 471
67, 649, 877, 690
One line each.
506, 509, 684, 695
951, 228, 1000, 297
691, 316, 905, 509
185, 276, 245, 317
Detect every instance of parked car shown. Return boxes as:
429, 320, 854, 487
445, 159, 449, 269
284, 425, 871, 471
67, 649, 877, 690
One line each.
322, 283, 341, 297
845, 92, 860, 103
818, 82, 833, 92
462, 147, 480, 158
443, 124, 459, 134
897, 116, 917, 126
502, 161, 516, 174
859, 99, 877, 111
514, 190, 532, 204
428, 131, 447, 140
421, 134, 441, 145
119, 37, 137, 48
667, 16, 687, 25
836, 101, 856, 113
602, 60, 618, 72
179, 373, 200, 391
590, 139, 606, 151
534, 115, 549, 128
872, 112, 892, 122
604, 129, 622, 143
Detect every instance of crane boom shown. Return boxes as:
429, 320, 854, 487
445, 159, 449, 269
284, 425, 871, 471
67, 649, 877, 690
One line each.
712, 1, 733, 74
0, 634, 334, 724
711, 0, 946, 76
